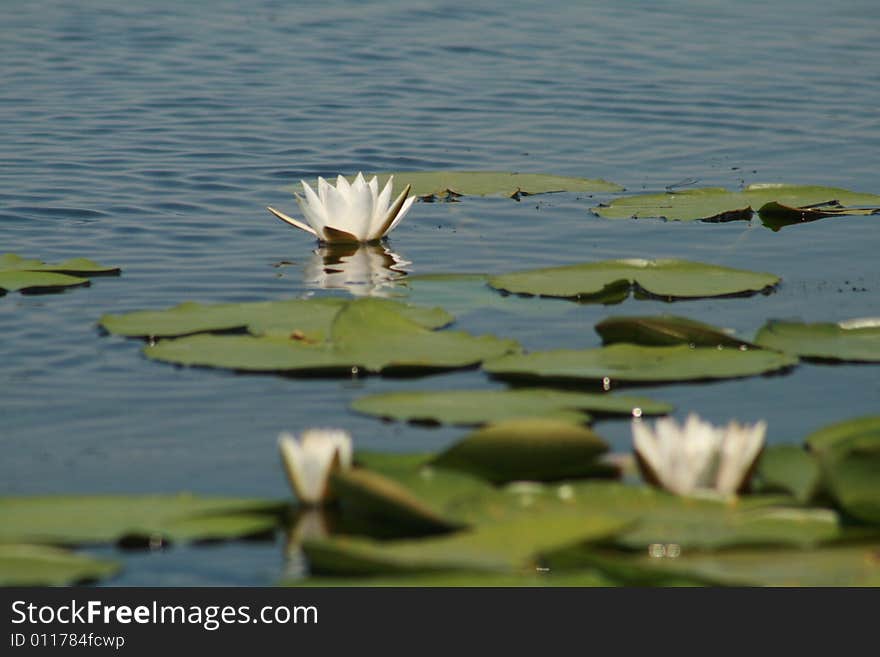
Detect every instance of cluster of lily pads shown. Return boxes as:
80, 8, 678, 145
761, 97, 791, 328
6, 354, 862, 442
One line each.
3, 171, 880, 586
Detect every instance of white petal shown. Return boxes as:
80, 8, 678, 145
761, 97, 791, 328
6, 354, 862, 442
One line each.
715, 420, 766, 495
335, 174, 351, 196
386, 194, 415, 234
295, 193, 327, 236
301, 180, 330, 228
278, 433, 325, 505
266, 206, 317, 236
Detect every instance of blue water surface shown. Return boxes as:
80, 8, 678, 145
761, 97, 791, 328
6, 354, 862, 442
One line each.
1, 0, 879, 585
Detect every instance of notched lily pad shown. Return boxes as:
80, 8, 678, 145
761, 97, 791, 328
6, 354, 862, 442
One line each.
593, 184, 880, 225
100, 297, 452, 340
596, 315, 756, 348
0, 494, 285, 546
351, 387, 672, 426
0, 544, 121, 586
754, 319, 880, 362
484, 343, 797, 385
488, 259, 779, 301
295, 171, 623, 199
0, 253, 120, 294
806, 416, 880, 524
144, 298, 518, 375
431, 419, 612, 484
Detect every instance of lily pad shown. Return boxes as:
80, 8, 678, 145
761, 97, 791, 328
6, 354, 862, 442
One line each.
287, 569, 617, 587
484, 343, 798, 385
0, 494, 285, 546
754, 445, 822, 504
754, 319, 880, 362
488, 259, 779, 301
431, 419, 611, 484
621, 544, 880, 586
593, 183, 880, 223
351, 388, 672, 426
806, 416, 880, 524
297, 171, 623, 199
596, 315, 755, 348
0, 253, 120, 294
303, 511, 627, 576
145, 298, 519, 374
100, 297, 452, 340
0, 544, 121, 586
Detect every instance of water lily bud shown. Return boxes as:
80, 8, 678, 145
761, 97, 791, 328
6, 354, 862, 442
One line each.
278, 429, 353, 506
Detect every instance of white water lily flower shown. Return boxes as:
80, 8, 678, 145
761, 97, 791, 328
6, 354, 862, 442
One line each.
632, 413, 766, 498
278, 429, 353, 506
267, 173, 415, 243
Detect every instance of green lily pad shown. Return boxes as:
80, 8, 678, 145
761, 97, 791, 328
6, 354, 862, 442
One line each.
754, 319, 880, 362
0, 253, 120, 294
806, 416, 880, 524
303, 511, 627, 576
431, 419, 612, 484
287, 569, 617, 587
754, 445, 822, 504
330, 468, 467, 535
0, 494, 285, 546
351, 388, 672, 426
488, 259, 779, 301
296, 171, 623, 199
100, 297, 452, 340
484, 343, 798, 385
145, 298, 519, 374
0, 544, 121, 586
593, 184, 880, 223
621, 544, 880, 586
596, 315, 755, 348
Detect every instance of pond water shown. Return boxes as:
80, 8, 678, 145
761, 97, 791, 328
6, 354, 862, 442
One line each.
1, 0, 879, 585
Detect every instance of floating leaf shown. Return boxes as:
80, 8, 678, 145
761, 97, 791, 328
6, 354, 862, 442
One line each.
294, 171, 623, 199
619, 544, 880, 586
431, 419, 611, 484
484, 343, 797, 385
0, 253, 119, 294
351, 388, 672, 426
287, 569, 617, 587
0, 544, 120, 586
754, 320, 880, 362
145, 298, 518, 374
0, 495, 285, 546
758, 200, 879, 231
0, 253, 120, 275
303, 512, 627, 576
596, 315, 755, 348
488, 259, 779, 301
754, 445, 822, 504
806, 416, 880, 524
100, 297, 452, 340
593, 184, 880, 223
330, 468, 465, 535
0, 270, 90, 294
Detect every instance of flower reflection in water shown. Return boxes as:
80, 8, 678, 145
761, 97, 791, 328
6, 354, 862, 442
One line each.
303, 243, 411, 297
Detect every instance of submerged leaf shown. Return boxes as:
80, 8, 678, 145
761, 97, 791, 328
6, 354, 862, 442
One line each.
484, 343, 797, 384
488, 259, 779, 301
351, 387, 672, 426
